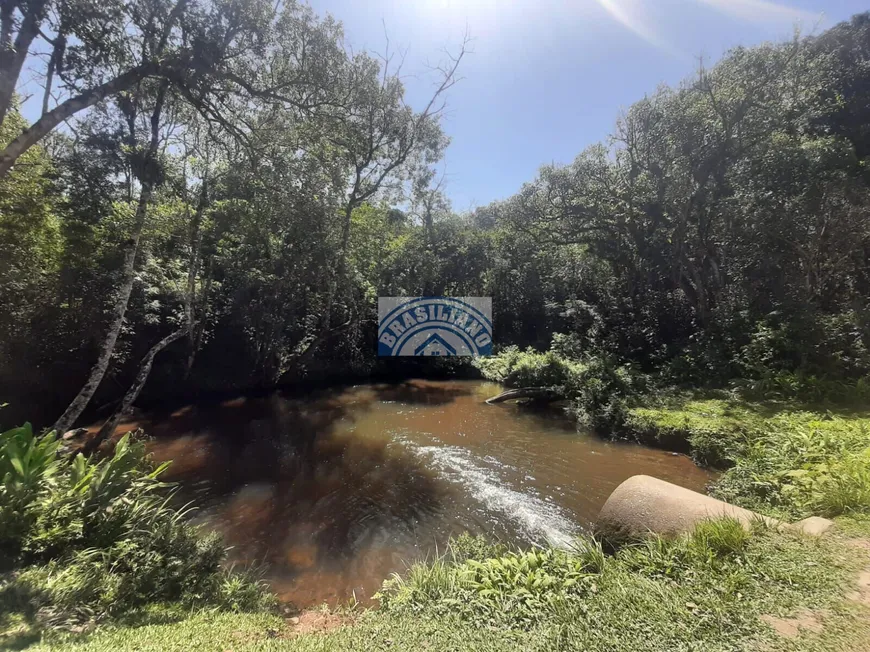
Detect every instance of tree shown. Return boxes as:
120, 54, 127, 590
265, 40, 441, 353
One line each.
0, 0, 345, 178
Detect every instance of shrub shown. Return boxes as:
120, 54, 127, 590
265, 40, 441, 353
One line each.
737, 311, 870, 381
473, 346, 586, 390
567, 357, 649, 432
476, 344, 649, 432
733, 371, 870, 405
0, 423, 61, 558
0, 424, 274, 628
713, 414, 870, 518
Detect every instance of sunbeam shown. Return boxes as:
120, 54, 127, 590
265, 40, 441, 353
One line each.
695, 0, 822, 27
594, 0, 681, 55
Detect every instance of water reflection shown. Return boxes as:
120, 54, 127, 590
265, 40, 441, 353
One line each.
140, 380, 713, 607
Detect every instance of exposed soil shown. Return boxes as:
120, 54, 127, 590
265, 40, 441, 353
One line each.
285, 610, 351, 635
760, 610, 824, 639
761, 536, 870, 645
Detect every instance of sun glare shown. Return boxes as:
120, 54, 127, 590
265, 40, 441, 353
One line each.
595, 0, 824, 53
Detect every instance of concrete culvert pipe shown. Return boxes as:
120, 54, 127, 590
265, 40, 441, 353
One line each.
595, 475, 782, 539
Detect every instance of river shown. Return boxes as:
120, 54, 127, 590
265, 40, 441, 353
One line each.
136, 379, 712, 608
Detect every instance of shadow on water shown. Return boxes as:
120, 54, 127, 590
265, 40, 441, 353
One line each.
145, 388, 448, 606
368, 380, 474, 406
135, 379, 713, 607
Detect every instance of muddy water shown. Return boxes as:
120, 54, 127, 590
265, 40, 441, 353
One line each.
141, 380, 712, 608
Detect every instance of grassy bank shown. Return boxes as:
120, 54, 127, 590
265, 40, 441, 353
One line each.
10, 523, 870, 652
626, 397, 870, 520
475, 346, 870, 521
5, 360, 870, 652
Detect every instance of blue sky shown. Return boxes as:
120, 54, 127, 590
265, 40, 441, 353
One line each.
308, 0, 866, 211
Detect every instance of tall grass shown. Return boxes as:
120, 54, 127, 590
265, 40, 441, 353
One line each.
713, 414, 870, 518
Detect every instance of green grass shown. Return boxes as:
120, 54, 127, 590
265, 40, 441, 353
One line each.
9, 524, 869, 652
624, 396, 870, 520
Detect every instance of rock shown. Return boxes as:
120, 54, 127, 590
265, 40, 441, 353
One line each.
595, 475, 782, 539
790, 516, 835, 536
62, 427, 89, 441
289, 616, 300, 625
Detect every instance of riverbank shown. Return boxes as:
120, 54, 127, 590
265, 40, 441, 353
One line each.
9, 521, 870, 651
475, 348, 870, 521
4, 367, 870, 651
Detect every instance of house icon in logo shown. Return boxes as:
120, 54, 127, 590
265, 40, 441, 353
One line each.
414, 332, 457, 356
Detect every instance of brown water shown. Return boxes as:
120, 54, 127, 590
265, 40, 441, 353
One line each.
139, 379, 713, 608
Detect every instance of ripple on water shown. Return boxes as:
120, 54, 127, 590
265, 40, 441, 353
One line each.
414, 444, 579, 548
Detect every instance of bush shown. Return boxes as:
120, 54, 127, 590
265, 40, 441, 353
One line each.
0, 424, 61, 556
733, 371, 870, 405
474, 346, 586, 390
566, 357, 649, 432
737, 310, 870, 381
476, 343, 649, 432
0, 424, 274, 628
713, 413, 870, 518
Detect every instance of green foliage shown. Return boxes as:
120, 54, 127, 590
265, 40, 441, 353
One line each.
618, 518, 751, 579
625, 397, 763, 466
566, 356, 648, 431
473, 346, 586, 390
6, 523, 865, 652
713, 413, 870, 519
738, 311, 870, 381
0, 423, 62, 554
368, 522, 856, 651
378, 543, 602, 627
476, 344, 649, 432
625, 397, 870, 518
3, 10, 870, 430
444, 532, 510, 563
0, 425, 273, 629
733, 371, 870, 405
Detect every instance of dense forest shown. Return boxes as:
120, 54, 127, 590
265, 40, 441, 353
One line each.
1, 3, 869, 435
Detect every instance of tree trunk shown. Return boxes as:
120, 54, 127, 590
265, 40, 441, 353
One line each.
184, 180, 208, 375
52, 82, 168, 435
0, 62, 156, 178
186, 258, 213, 377
485, 387, 565, 405
85, 326, 188, 455
51, 181, 155, 435
319, 200, 355, 335
0, 0, 46, 127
